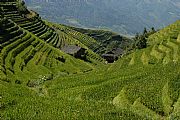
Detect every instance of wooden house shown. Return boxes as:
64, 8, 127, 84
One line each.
102, 48, 125, 63
102, 51, 118, 63
61, 45, 86, 59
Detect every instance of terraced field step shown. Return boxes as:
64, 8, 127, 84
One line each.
0, 3, 61, 49
5, 35, 35, 72
0, 2, 16, 6
148, 20, 180, 45
86, 52, 104, 62
54, 25, 100, 51
150, 45, 166, 61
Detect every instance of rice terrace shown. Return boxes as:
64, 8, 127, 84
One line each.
0, 0, 180, 119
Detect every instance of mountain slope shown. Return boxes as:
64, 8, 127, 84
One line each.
1, 19, 180, 119
1, 0, 180, 120
0, 0, 106, 83
52, 24, 132, 55
25, 0, 180, 35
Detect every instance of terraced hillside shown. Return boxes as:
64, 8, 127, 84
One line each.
0, 0, 63, 49
0, 0, 107, 82
0, 0, 105, 62
47, 22, 105, 62
0, 16, 97, 83
64, 26, 132, 55
1, 0, 180, 120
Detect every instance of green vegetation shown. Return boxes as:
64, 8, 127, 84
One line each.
0, 0, 180, 120
68, 26, 132, 55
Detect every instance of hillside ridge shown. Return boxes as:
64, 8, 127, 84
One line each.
0, 0, 180, 119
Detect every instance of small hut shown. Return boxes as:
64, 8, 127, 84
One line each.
61, 45, 86, 59
112, 48, 124, 56
102, 48, 125, 63
102, 51, 118, 63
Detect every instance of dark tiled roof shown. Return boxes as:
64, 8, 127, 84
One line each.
102, 48, 124, 57
61, 45, 81, 54
102, 54, 116, 57
112, 48, 124, 56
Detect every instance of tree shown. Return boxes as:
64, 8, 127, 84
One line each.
151, 27, 156, 33
137, 36, 147, 49
143, 27, 148, 35
132, 27, 157, 50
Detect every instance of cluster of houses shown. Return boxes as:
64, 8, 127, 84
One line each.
61, 44, 124, 63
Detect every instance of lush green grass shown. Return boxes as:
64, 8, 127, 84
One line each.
46, 22, 105, 62
0, 1, 180, 119
1, 62, 180, 119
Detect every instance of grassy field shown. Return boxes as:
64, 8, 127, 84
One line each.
0, 0, 180, 120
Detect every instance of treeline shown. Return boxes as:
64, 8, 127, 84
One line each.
133, 27, 156, 49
